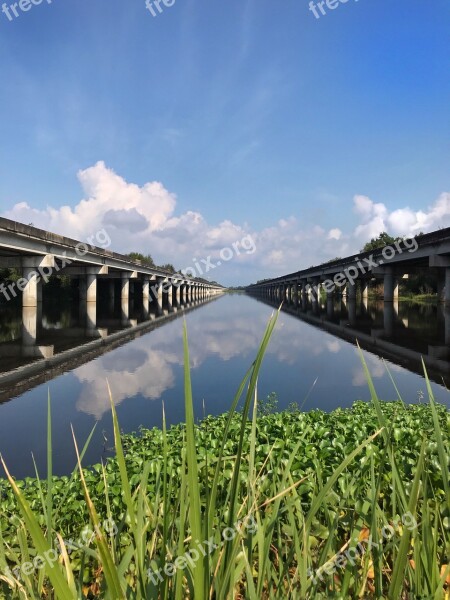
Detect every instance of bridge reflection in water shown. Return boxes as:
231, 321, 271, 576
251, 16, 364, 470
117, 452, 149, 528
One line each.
0, 288, 223, 404
0, 293, 449, 478
247, 291, 450, 388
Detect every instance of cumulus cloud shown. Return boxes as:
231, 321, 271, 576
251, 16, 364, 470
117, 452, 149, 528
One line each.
2, 161, 449, 284
327, 228, 342, 241
353, 192, 450, 241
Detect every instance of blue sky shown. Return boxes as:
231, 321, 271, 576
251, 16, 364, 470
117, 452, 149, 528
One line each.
0, 0, 449, 284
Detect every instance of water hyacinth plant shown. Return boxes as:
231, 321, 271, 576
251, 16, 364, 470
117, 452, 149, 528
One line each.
0, 309, 448, 599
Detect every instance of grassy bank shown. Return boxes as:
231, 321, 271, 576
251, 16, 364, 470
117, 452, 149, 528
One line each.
0, 313, 449, 599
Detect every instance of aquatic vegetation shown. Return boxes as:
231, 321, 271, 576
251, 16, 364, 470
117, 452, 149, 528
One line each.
0, 311, 449, 599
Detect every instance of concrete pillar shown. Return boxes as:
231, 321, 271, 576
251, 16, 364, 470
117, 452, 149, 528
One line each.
347, 281, 357, 300
22, 267, 38, 308
348, 298, 357, 327
79, 278, 87, 302
384, 301, 394, 337
444, 306, 450, 344
142, 278, 150, 305
384, 268, 398, 302
142, 278, 150, 318
121, 273, 130, 325
156, 279, 163, 311
311, 278, 320, 302
166, 282, 173, 307
20, 256, 55, 308
86, 273, 97, 303
445, 268, 450, 306
287, 284, 292, 304
22, 305, 37, 346
86, 301, 97, 334
37, 280, 43, 303
437, 271, 445, 303
84, 269, 99, 335
326, 294, 334, 320
174, 283, 181, 306
361, 280, 369, 302
109, 280, 115, 313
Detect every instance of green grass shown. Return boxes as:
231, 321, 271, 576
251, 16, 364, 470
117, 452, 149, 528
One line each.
0, 311, 449, 599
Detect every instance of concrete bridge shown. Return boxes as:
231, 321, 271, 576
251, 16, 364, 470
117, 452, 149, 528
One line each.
0, 217, 224, 356
0, 295, 221, 404
247, 227, 450, 305
252, 292, 450, 389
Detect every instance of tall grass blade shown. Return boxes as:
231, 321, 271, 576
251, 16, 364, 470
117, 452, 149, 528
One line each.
0, 457, 74, 600
182, 320, 205, 597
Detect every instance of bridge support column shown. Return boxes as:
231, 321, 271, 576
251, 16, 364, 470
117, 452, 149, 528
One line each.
384, 268, 398, 302
361, 280, 369, 301
20, 305, 53, 358
121, 273, 131, 325
293, 281, 299, 306
311, 278, 320, 302
85, 266, 108, 334
437, 272, 445, 303
22, 268, 39, 308
326, 289, 334, 319
22, 305, 38, 347
347, 281, 357, 301
174, 283, 181, 307
86, 272, 97, 303
142, 278, 150, 318
108, 280, 115, 313
287, 284, 292, 302
444, 268, 450, 306
165, 281, 173, 308
348, 297, 357, 326
37, 280, 43, 303
384, 301, 395, 337
444, 306, 450, 344
21, 256, 55, 308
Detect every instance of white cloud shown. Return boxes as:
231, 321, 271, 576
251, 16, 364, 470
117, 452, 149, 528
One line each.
2, 162, 449, 284
353, 192, 450, 242
327, 228, 342, 241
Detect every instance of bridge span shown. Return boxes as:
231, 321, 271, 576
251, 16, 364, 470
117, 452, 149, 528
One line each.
0, 217, 224, 355
247, 227, 450, 305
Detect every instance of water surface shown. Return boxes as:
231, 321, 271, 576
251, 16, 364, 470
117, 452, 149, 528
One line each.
0, 293, 448, 478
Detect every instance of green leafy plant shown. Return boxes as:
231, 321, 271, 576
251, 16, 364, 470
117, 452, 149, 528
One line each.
0, 311, 449, 599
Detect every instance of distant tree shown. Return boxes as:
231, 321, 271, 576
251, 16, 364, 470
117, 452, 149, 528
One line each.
0, 268, 20, 283
361, 232, 400, 253
159, 263, 176, 273
323, 257, 342, 264
126, 252, 155, 267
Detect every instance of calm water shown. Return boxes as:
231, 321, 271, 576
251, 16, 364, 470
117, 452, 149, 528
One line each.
0, 293, 449, 478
